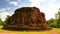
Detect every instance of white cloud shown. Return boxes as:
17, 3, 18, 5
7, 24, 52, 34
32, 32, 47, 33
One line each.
6, 0, 18, 6
6, 0, 21, 6
7, 7, 11, 10
18, 0, 21, 2
9, 1, 18, 6
0, 7, 11, 12
40, 1, 60, 20
29, 0, 46, 7
6, 0, 10, 2
0, 7, 12, 21
0, 8, 6, 12
0, 12, 10, 21
5, 0, 60, 20
29, 0, 60, 20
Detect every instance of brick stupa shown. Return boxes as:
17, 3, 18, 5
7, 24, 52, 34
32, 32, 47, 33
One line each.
3, 7, 51, 31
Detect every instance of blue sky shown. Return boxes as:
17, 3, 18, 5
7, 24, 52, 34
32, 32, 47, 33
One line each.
0, 0, 60, 21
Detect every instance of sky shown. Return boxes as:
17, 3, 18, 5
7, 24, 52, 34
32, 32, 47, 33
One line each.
0, 0, 60, 21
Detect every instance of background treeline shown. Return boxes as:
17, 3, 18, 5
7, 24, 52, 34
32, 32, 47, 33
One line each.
47, 8, 60, 28
0, 15, 10, 25
0, 8, 60, 28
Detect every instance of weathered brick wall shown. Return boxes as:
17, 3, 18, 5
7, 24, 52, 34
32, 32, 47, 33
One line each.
3, 7, 51, 30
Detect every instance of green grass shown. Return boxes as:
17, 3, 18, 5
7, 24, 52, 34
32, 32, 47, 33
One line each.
0, 25, 60, 34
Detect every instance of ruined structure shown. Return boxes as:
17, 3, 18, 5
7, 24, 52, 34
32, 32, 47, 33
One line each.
3, 7, 51, 31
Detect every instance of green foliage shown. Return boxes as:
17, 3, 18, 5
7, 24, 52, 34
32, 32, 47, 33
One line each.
47, 18, 54, 25
6, 15, 11, 20
56, 18, 60, 28
0, 18, 4, 25
47, 18, 55, 27
47, 8, 60, 28
0, 15, 11, 25
2, 15, 11, 26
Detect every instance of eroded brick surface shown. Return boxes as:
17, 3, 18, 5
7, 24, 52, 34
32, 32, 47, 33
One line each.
3, 7, 51, 31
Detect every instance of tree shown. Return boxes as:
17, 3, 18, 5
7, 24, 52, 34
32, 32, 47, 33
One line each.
55, 8, 60, 28
47, 8, 60, 28
56, 8, 60, 18
56, 18, 60, 28
3, 15, 11, 25
47, 18, 56, 27
0, 18, 4, 25
47, 18, 54, 25
6, 15, 11, 20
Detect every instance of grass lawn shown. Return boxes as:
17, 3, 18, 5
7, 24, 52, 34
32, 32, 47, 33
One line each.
0, 25, 60, 34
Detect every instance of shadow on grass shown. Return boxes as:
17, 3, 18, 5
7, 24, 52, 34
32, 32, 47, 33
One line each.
1, 27, 52, 32
0, 25, 52, 32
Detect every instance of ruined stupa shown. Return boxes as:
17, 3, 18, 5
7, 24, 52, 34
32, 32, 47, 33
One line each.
3, 7, 51, 31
